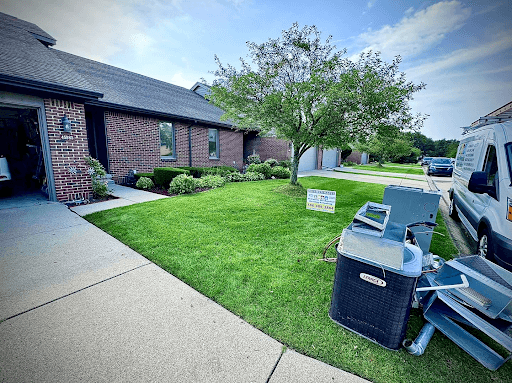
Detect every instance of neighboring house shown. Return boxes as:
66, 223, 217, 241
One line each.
0, 12, 289, 203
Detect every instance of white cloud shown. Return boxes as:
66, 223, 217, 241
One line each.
170, 72, 195, 88
367, 0, 377, 9
356, 1, 471, 60
406, 31, 512, 80
1, 0, 147, 62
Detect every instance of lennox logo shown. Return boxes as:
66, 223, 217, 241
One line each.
360, 273, 386, 287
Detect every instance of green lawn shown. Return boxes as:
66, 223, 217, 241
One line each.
346, 164, 425, 176
85, 178, 510, 383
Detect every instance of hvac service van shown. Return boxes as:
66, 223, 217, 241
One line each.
449, 119, 512, 270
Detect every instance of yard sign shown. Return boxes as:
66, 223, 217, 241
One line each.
306, 189, 336, 213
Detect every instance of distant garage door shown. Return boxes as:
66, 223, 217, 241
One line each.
298, 147, 317, 172
322, 149, 338, 168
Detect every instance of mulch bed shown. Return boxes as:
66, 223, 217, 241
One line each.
140, 186, 212, 197
65, 194, 119, 207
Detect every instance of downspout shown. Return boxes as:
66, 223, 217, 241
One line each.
187, 121, 196, 167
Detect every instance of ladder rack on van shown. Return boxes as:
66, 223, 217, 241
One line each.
461, 116, 512, 134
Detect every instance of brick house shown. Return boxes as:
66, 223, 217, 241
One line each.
0, 12, 290, 203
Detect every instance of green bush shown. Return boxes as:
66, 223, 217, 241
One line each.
178, 167, 205, 178
225, 172, 265, 182
134, 172, 154, 180
247, 154, 261, 164
278, 160, 292, 170
154, 167, 189, 187
343, 161, 356, 167
243, 171, 265, 181
203, 166, 238, 177
271, 166, 291, 179
136, 177, 154, 190
84, 156, 111, 198
264, 158, 279, 167
247, 163, 272, 179
168, 174, 196, 194
196, 175, 226, 189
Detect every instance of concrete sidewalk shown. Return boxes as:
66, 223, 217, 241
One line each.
0, 189, 368, 382
299, 168, 428, 189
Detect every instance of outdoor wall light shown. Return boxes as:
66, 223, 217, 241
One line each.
61, 114, 72, 133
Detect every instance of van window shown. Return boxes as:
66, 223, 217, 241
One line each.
506, 143, 512, 182
482, 145, 498, 198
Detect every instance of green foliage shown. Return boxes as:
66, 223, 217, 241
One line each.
196, 175, 226, 189
247, 162, 272, 179
209, 23, 425, 184
177, 167, 205, 178
247, 154, 261, 164
356, 133, 419, 164
271, 166, 291, 179
134, 172, 154, 180
225, 172, 265, 182
168, 174, 196, 194
203, 166, 239, 177
278, 160, 292, 169
154, 167, 189, 187
343, 161, 356, 166
264, 158, 279, 167
84, 156, 111, 198
136, 177, 154, 190
407, 132, 459, 157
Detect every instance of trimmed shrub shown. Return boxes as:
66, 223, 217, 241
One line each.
225, 172, 264, 182
264, 158, 279, 167
271, 166, 291, 179
244, 171, 265, 181
136, 176, 154, 190
168, 174, 196, 194
196, 175, 226, 189
154, 167, 189, 187
247, 162, 272, 179
247, 154, 261, 164
203, 166, 238, 177
278, 160, 292, 170
178, 167, 205, 178
134, 172, 154, 181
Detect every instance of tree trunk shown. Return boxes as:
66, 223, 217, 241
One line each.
290, 150, 300, 185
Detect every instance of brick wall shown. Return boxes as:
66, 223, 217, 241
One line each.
104, 112, 245, 181
346, 151, 363, 164
43, 98, 92, 202
244, 135, 291, 162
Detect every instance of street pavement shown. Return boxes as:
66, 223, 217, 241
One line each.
0, 185, 368, 383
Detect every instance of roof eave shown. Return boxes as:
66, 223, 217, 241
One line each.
0, 74, 103, 99
85, 99, 235, 129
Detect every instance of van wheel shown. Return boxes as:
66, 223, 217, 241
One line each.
477, 227, 494, 260
449, 198, 459, 221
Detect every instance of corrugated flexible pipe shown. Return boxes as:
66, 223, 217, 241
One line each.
403, 322, 436, 356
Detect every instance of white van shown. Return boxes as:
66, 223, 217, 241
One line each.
449, 120, 512, 270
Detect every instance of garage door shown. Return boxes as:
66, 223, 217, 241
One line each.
298, 147, 317, 172
322, 149, 338, 168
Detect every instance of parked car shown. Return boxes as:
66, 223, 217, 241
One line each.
427, 157, 453, 176
449, 120, 512, 270
421, 157, 433, 165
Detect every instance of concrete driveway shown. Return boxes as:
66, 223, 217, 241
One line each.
0, 196, 368, 382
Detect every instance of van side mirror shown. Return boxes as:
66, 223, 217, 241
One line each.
468, 171, 497, 199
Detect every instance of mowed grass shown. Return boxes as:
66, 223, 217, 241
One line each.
85, 177, 510, 383
346, 164, 425, 176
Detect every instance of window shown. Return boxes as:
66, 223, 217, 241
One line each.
209, 128, 219, 159
482, 145, 498, 198
160, 122, 175, 159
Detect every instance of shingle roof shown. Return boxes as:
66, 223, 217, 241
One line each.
0, 12, 230, 127
53, 50, 231, 127
0, 13, 100, 96
0, 12, 56, 45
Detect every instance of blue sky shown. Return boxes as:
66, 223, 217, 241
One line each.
3, 0, 511, 140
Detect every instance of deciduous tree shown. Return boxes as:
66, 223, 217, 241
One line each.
208, 23, 425, 184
